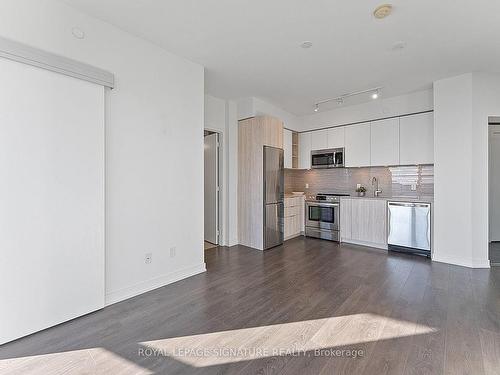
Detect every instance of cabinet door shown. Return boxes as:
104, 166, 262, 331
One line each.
370, 118, 400, 166
351, 199, 387, 245
340, 198, 352, 240
298, 196, 305, 232
284, 216, 292, 239
370, 199, 387, 245
345, 123, 371, 167
299, 132, 312, 169
283, 129, 293, 169
327, 127, 345, 149
400, 112, 434, 165
311, 129, 329, 151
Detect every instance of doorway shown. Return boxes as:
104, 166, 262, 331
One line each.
204, 130, 221, 249
489, 118, 500, 266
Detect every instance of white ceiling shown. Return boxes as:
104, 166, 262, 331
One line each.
62, 0, 500, 115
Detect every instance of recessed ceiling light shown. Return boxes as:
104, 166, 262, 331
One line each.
373, 4, 393, 19
300, 41, 313, 49
372, 92, 379, 99
72, 27, 85, 39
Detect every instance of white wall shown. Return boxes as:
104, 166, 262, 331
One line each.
204, 95, 239, 246
471, 74, 500, 263
227, 101, 239, 246
489, 125, 500, 241
0, 0, 206, 305
433, 74, 474, 267
433, 73, 500, 268
236, 97, 303, 131
205, 95, 227, 246
301, 89, 433, 131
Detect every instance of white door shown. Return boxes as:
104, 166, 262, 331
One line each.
311, 129, 329, 150
327, 127, 345, 149
299, 132, 312, 169
204, 133, 219, 244
371, 118, 400, 166
0, 58, 105, 344
345, 123, 371, 167
400, 112, 434, 165
490, 125, 500, 241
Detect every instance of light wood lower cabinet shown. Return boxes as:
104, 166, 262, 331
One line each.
340, 198, 387, 249
284, 196, 304, 240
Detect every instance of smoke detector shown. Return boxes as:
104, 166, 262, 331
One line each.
373, 4, 393, 19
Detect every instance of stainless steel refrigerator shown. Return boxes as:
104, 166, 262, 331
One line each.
263, 146, 284, 250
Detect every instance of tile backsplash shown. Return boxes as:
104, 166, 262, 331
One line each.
285, 165, 434, 199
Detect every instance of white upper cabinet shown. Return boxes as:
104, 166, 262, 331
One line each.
311, 129, 328, 151
345, 123, 371, 167
399, 112, 434, 165
370, 118, 400, 166
283, 128, 293, 169
327, 127, 345, 149
299, 132, 312, 169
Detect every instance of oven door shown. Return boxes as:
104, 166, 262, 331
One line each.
306, 202, 339, 231
311, 152, 334, 169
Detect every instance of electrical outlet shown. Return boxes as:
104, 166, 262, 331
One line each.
170, 247, 176, 258
305, 183, 309, 189
145, 253, 152, 264
356, 183, 361, 189
411, 183, 417, 191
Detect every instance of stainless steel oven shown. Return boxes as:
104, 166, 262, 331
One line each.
311, 148, 344, 169
305, 193, 347, 242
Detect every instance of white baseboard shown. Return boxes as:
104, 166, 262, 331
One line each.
105, 263, 207, 306
432, 255, 490, 269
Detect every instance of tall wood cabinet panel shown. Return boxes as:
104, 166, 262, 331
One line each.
370, 118, 400, 166
238, 116, 283, 250
400, 112, 434, 165
299, 132, 312, 169
327, 127, 345, 149
345, 123, 371, 167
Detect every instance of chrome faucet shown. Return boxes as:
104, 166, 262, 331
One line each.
372, 177, 382, 197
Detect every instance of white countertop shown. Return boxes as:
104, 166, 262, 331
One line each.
343, 195, 433, 203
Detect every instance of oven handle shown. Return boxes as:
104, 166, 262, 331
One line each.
306, 202, 339, 207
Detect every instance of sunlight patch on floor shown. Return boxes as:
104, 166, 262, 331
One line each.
0, 347, 149, 375
141, 313, 437, 367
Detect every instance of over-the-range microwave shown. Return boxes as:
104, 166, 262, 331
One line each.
311, 148, 344, 169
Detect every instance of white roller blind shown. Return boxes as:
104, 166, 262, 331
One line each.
0, 57, 105, 344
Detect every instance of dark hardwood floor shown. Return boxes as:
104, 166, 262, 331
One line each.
1, 237, 499, 374
489, 241, 500, 265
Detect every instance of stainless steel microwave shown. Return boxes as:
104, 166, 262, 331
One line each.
311, 148, 344, 169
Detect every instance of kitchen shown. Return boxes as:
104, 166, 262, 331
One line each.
239, 109, 434, 258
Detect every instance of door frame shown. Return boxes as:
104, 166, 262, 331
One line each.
204, 128, 223, 245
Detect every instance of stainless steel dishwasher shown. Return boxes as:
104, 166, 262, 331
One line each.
387, 201, 431, 257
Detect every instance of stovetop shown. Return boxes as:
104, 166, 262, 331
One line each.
307, 193, 351, 203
